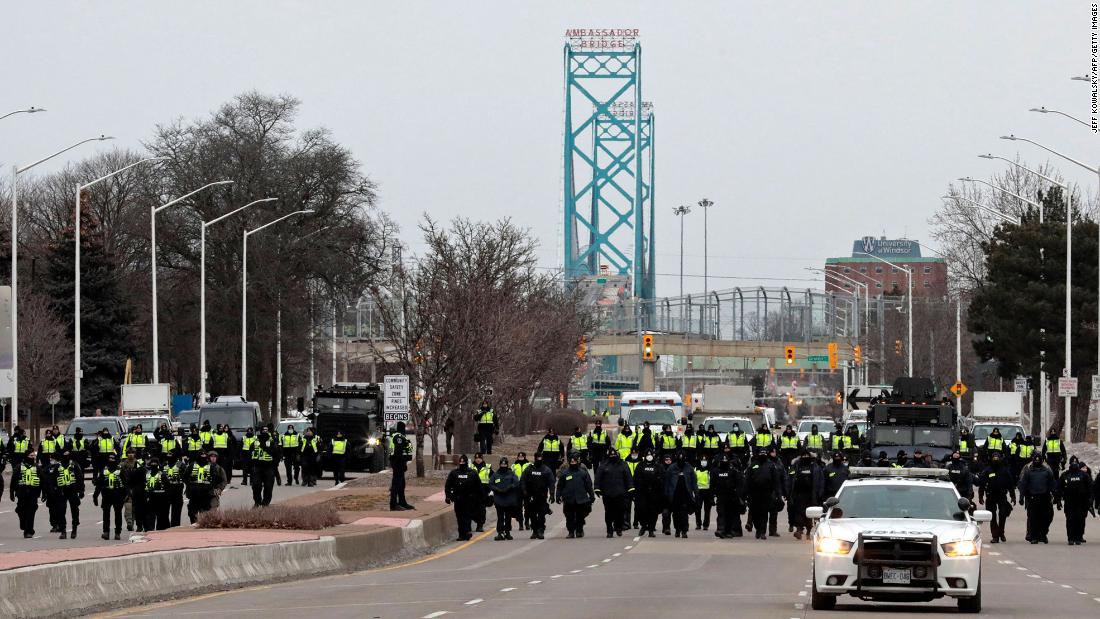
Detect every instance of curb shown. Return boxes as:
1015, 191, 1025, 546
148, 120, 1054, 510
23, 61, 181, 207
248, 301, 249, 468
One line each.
0, 508, 458, 619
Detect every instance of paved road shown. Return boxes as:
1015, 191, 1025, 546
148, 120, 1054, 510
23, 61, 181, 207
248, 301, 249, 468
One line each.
0, 469, 338, 552
102, 497, 1100, 619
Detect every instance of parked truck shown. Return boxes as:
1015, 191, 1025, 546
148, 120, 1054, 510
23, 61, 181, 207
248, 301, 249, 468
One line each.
699, 385, 775, 429
969, 391, 1026, 448
120, 384, 171, 416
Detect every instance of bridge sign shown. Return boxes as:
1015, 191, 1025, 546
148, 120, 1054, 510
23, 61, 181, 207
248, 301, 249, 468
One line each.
384, 375, 410, 422
806, 355, 829, 362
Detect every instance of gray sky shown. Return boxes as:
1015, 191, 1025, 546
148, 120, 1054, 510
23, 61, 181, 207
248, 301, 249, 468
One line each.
3, 1, 1096, 298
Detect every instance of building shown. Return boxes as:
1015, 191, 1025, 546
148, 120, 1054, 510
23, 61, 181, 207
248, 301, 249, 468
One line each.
824, 236, 947, 297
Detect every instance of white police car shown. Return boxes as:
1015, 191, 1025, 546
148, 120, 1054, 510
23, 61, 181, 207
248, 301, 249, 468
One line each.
806, 468, 990, 613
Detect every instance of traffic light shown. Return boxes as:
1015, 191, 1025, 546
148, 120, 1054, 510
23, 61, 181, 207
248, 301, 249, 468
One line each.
642, 334, 655, 361
853, 345, 862, 365
576, 336, 588, 361
784, 346, 795, 365
895, 339, 903, 356
835, 391, 843, 405
827, 342, 838, 370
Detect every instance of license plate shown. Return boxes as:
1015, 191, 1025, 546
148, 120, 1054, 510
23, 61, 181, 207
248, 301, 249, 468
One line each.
882, 567, 911, 585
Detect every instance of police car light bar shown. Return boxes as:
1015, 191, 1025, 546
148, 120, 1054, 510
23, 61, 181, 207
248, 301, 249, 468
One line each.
848, 467, 950, 480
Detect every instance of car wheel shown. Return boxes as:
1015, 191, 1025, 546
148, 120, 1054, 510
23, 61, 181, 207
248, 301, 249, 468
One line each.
810, 571, 837, 611
957, 580, 981, 614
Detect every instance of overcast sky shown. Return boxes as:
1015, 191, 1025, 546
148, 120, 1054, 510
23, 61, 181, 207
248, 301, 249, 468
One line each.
2, 2, 1096, 298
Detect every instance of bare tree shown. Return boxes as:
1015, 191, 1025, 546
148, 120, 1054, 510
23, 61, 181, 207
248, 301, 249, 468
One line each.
18, 292, 73, 431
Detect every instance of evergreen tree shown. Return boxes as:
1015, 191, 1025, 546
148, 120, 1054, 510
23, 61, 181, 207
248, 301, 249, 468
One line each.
43, 197, 135, 413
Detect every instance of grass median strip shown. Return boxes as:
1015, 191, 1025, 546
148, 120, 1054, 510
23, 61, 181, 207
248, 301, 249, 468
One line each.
198, 504, 341, 530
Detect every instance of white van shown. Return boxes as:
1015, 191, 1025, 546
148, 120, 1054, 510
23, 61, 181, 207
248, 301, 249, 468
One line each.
619, 391, 687, 434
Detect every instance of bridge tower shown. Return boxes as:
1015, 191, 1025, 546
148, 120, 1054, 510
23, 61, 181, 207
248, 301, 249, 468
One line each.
562, 30, 655, 299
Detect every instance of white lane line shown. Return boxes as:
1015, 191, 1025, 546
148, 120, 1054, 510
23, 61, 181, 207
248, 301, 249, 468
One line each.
1016, 567, 1028, 571
422, 613, 448, 619
633, 536, 641, 542
1027, 575, 1040, 579
797, 591, 807, 597
602, 558, 612, 563
1077, 591, 1088, 595
794, 604, 805, 610
551, 575, 562, 579
464, 599, 483, 606
612, 552, 622, 557
624, 545, 633, 550
0, 510, 11, 514
500, 588, 516, 592
1062, 584, 1073, 588
1003, 560, 1015, 564
1043, 580, 1054, 584
569, 569, 582, 574
527, 580, 541, 585
1093, 597, 1100, 603
804, 579, 812, 583
988, 551, 1001, 556
587, 564, 598, 568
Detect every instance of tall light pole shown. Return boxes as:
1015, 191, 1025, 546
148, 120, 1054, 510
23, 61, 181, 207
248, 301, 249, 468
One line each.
0, 107, 45, 121
151, 181, 235, 384
74, 156, 167, 418
199, 197, 276, 405
241, 209, 313, 400
10, 135, 113, 430
672, 205, 691, 298
1029, 106, 1092, 130
946, 194, 1023, 225
855, 252, 912, 376
698, 198, 713, 297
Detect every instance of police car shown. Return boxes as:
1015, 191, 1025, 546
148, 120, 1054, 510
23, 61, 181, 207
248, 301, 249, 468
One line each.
806, 468, 990, 613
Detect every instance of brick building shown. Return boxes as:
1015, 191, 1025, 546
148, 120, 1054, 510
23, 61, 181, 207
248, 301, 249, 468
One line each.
824, 236, 947, 297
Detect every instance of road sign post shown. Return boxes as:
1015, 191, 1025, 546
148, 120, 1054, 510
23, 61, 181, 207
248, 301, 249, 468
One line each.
1057, 377, 1078, 398
383, 375, 410, 423
950, 382, 968, 398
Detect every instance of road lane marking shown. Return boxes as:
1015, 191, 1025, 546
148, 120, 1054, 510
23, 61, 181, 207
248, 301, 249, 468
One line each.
1027, 574, 1040, 579
1016, 566, 1028, 571
624, 545, 633, 549
551, 575, 562, 579
587, 564, 598, 568
569, 569, 582, 573
612, 552, 621, 557
798, 591, 807, 597
423, 613, 448, 619
1062, 584, 1073, 588
1043, 580, 1054, 584
1093, 597, 1100, 603
500, 588, 515, 592
633, 536, 641, 541
464, 599, 482, 605
602, 558, 612, 563
988, 551, 1001, 556
1077, 591, 1087, 595
528, 580, 541, 585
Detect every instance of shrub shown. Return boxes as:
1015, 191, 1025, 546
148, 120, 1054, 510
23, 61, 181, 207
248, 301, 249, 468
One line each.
197, 504, 341, 530
545, 409, 588, 435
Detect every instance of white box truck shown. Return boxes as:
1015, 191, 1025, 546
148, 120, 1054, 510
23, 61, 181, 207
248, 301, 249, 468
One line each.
970, 391, 1026, 447
121, 383, 171, 416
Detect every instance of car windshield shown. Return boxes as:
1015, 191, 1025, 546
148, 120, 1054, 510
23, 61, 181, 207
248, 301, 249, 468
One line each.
315, 397, 378, 415
707, 419, 740, 434
123, 417, 170, 432
798, 420, 836, 434
66, 419, 119, 436
914, 428, 953, 447
200, 406, 257, 429
831, 484, 965, 521
626, 408, 677, 426
972, 425, 1022, 441
873, 427, 910, 446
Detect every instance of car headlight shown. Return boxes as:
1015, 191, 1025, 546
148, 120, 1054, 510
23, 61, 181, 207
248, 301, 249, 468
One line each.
941, 539, 979, 557
815, 537, 853, 555
366, 437, 380, 446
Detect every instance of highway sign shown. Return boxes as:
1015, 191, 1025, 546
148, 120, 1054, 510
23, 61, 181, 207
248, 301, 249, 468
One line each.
807, 355, 829, 362
384, 375, 410, 422
950, 382, 968, 398
1013, 377, 1028, 394
1057, 377, 1078, 397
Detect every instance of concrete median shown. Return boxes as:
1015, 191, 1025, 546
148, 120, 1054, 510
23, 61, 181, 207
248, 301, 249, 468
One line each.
0, 508, 458, 619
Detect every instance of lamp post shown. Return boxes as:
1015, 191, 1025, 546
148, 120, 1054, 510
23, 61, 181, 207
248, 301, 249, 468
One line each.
1029, 107, 1092, 130
945, 194, 1023, 225
241, 209, 313, 400
854, 252, 912, 376
1004, 133, 1100, 444
672, 205, 691, 299
698, 198, 713, 297
0, 107, 45, 121
10, 135, 113, 431
151, 181, 235, 384
74, 156, 167, 418
199, 197, 276, 405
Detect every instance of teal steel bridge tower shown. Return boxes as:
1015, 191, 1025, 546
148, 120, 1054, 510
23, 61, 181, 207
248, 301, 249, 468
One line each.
562, 34, 655, 299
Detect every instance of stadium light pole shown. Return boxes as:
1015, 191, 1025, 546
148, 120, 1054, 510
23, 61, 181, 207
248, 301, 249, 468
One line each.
199, 197, 276, 405
10, 135, 113, 432
241, 209, 313, 399
74, 155, 167, 418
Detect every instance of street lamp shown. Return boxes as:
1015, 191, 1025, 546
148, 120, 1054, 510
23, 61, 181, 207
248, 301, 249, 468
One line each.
10, 135, 113, 431
672, 205, 691, 299
945, 194, 1021, 225
698, 198, 714, 297
199, 197, 276, 405
1029, 107, 1091, 130
241, 209, 313, 400
74, 156, 167, 418
151, 181, 235, 384
0, 107, 45, 121
854, 252, 912, 377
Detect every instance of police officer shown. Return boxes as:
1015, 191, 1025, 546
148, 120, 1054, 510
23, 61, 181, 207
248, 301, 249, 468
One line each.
843, 425, 862, 463
1058, 457, 1093, 545
631, 450, 661, 537
7, 426, 32, 475
1043, 430, 1065, 472
699, 425, 721, 463
976, 450, 1014, 543
250, 429, 281, 507
1008, 432, 1030, 479
489, 457, 521, 540
656, 425, 678, 460
946, 451, 975, 507
694, 453, 714, 530
556, 453, 595, 538
788, 449, 823, 540
635, 422, 655, 456
624, 447, 641, 528
803, 424, 826, 457
184, 452, 223, 523
744, 449, 783, 540
536, 428, 564, 472
446, 455, 484, 541
595, 447, 633, 537
829, 428, 852, 457
389, 422, 414, 511
39, 428, 59, 464
679, 424, 698, 464
712, 447, 744, 538
163, 452, 185, 527
822, 451, 848, 499
69, 428, 89, 473
1018, 453, 1057, 544
328, 430, 348, 485
726, 423, 750, 466
613, 425, 636, 460
587, 420, 611, 473
753, 423, 774, 453
13, 451, 42, 538
663, 451, 697, 538
240, 427, 257, 486
957, 427, 975, 469
185, 426, 205, 461
778, 425, 799, 465
121, 426, 147, 457
50, 451, 84, 539
144, 458, 170, 531
211, 424, 235, 483
472, 453, 491, 532
520, 452, 554, 539
983, 427, 1007, 464
300, 428, 322, 487
568, 427, 588, 466
511, 452, 531, 530
280, 426, 301, 485
121, 449, 147, 532
93, 453, 127, 540
474, 400, 498, 455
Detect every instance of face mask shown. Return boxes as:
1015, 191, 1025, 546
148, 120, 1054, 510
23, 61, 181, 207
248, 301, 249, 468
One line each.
732, 426, 740, 432
645, 455, 654, 462
699, 460, 708, 467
